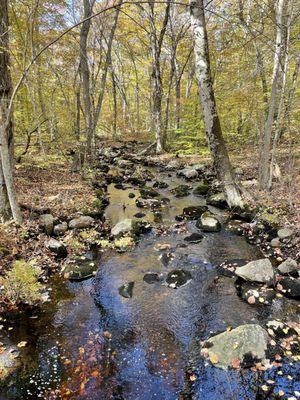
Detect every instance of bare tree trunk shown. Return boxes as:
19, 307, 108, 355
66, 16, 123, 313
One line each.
190, 0, 243, 208
79, 0, 93, 156
111, 68, 117, 139
148, 0, 171, 154
0, 0, 22, 223
259, 0, 285, 190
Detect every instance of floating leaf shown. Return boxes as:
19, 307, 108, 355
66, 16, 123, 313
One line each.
209, 353, 219, 364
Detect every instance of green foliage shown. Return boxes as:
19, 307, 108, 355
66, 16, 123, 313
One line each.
1, 260, 45, 306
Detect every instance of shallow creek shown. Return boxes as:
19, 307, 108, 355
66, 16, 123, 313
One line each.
1, 167, 299, 399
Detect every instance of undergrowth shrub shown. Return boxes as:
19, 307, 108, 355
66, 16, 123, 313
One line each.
0, 260, 45, 306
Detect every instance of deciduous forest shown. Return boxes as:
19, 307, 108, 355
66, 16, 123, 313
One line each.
0, 0, 299, 399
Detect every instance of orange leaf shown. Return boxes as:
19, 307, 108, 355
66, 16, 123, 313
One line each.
209, 353, 219, 364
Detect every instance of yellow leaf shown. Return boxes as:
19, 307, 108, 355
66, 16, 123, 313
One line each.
17, 341, 27, 348
209, 353, 219, 364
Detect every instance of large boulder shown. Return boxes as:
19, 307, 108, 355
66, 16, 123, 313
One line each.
277, 258, 298, 276
40, 214, 54, 235
196, 212, 221, 232
69, 216, 94, 229
207, 192, 228, 209
111, 219, 133, 236
46, 239, 67, 258
204, 324, 269, 369
235, 259, 274, 284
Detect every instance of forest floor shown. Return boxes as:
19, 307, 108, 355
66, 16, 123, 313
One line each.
0, 141, 299, 281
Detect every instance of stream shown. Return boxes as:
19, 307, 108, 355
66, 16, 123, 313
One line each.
1, 161, 299, 400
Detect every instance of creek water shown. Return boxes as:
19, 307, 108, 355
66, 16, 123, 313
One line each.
1, 167, 299, 400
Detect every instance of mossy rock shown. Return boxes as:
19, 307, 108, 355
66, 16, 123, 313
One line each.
63, 259, 98, 281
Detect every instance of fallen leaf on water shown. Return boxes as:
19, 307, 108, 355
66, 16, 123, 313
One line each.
91, 370, 100, 378
261, 385, 269, 391
209, 353, 219, 364
17, 341, 27, 348
79, 347, 85, 355
189, 374, 197, 382
247, 296, 256, 304
231, 358, 240, 369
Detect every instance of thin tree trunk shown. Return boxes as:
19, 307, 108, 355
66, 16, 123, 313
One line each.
0, 0, 22, 223
190, 0, 243, 208
259, 0, 285, 190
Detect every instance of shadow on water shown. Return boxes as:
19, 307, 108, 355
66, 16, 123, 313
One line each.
1, 168, 299, 399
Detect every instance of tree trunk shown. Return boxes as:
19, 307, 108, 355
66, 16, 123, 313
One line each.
259, 0, 285, 190
190, 0, 243, 208
0, 0, 22, 223
79, 0, 93, 156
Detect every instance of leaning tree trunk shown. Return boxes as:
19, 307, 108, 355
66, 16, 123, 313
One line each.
0, 0, 22, 223
190, 0, 243, 208
259, 0, 285, 190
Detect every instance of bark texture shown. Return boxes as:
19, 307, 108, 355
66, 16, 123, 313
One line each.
190, 0, 243, 208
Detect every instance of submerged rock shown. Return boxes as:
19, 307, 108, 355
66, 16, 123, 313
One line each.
134, 212, 146, 219
140, 186, 159, 199
266, 320, 297, 339
136, 197, 161, 209
184, 233, 204, 244
237, 282, 276, 305
182, 205, 207, 220
171, 184, 191, 197
235, 259, 274, 284
196, 212, 221, 232
153, 181, 168, 189
0, 337, 21, 381
277, 258, 298, 276
205, 324, 269, 369
63, 258, 97, 281
193, 182, 210, 196
226, 220, 245, 236
119, 282, 134, 298
166, 269, 192, 288
207, 192, 228, 209
128, 192, 136, 198
143, 272, 160, 284
69, 216, 94, 229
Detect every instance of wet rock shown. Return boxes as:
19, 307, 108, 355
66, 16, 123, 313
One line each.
95, 163, 110, 173
153, 181, 168, 189
127, 176, 144, 186
63, 258, 97, 281
217, 259, 249, 277
0, 337, 21, 381
196, 212, 221, 232
117, 159, 133, 169
143, 272, 160, 284
111, 219, 133, 236
46, 239, 67, 258
277, 227, 293, 239
271, 237, 281, 248
136, 197, 161, 209
166, 269, 192, 288
207, 192, 228, 209
277, 258, 298, 276
171, 184, 191, 197
40, 214, 54, 235
128, 192, 136, 198
184, 233, 204, 244
182, 205, 208, 220
140, 186, 159, 199
266, 320, 297, 339
178, 168, 198, 180
226, 220, 244, 236
166, 159, 181, 170
277, 277, 300, 299
119, 282, 134, 298
161, 197, 170, 205
134, 212, 146, 219
235, 259, 274, 284
53, 221, 68, 236
153, 211, 163, 223
132, 220, 152, 236
114, 183, 125, 190
193, 182, 210, 196
159, 252, 174, 266
205, 324, 269, 369
237, 282, 276, 305
69, 216, 94, 229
